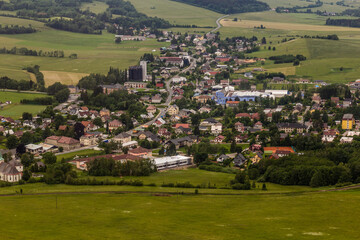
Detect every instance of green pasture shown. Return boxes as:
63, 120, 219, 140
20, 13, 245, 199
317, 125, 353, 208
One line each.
0, 189, 358, 239
80, 1, 109, 14
0, 91, 47, 103
57, 149, 103, 161
127, 0, 221, 27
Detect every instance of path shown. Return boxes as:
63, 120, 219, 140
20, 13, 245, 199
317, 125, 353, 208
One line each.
209, 15, 229, 34
4, 184, 360, 198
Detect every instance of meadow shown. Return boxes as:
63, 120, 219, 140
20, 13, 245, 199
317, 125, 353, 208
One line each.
127, 0, 221, 27
0, 16, 169, 84
0, 91, 49, 118
0, 187, 358, 239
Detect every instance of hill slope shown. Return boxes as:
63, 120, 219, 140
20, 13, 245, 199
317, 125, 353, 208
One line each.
171, 0, 269, 14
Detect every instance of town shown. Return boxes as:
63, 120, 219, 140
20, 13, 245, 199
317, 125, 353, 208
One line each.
0, 29, 359, 190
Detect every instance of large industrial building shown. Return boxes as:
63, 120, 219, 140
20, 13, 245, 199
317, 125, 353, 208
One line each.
128, 66, 143, 82
154, 155, 192, 170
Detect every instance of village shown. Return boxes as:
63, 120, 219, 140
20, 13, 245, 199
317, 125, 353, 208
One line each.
0, 29, 359, 186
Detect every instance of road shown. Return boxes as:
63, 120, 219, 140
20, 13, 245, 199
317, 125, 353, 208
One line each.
209, 15, 229, 34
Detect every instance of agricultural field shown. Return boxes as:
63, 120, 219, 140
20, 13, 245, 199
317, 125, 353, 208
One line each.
0, 16, 169, 85
0, 187, 358, 239
127, 0, 221, 27
0, 91, 49, 118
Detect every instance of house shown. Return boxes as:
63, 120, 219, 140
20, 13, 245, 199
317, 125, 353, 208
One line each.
0, 162, 22, 182
80, 134, 98, 146
235, 122, 245, 132
212, 135, 225, 143
25, 144, 43, 155
45, 136, 80, 151
113, 132, 132, 144
275, 150, 292, 157
217, 154, 230, 163
108, 120, 123, 132
166, 136, 197, 149
100, 108, 110, 117
159, 57, 184, 67
128, 147, 152, 158
175, 126, 192, 135
151, 94, 162, 104
124, 82, 147, 89
277, 123, 306, 133
234, 153, 247, 167
235, 135, 247, 143
342, 114, 355, 130
340, 137, 353, 144
211, 122, 223, 135
146, 105, 157, 114
167, 105, 179, 116
137, 131, 160, 142
251, 152, 263, 164
100, 84, 124, 94
254, 121, 263, 130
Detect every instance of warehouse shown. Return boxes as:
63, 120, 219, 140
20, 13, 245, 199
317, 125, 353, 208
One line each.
154, 155, 192, 170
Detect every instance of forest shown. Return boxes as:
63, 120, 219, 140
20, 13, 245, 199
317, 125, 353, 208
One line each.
326, 18, 360, 28
171, 0, 269, 14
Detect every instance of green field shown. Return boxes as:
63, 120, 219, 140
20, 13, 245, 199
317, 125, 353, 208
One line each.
128, 0, 221, 27
0, 16, 169, 84
0, 187, 358, 239
80, 1, 109, 14
0, 91, 48, 118
56, 149, 103, 161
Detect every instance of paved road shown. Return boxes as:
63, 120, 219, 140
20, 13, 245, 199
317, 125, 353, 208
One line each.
209, 15, 229, 34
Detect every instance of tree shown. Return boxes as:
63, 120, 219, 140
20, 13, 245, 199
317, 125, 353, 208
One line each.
194, 152, 208, 165
262, 183, 267, 190
43, 152, 57, 165
166, 143, 177, 156
22, 112, 33, 121
22, 169, 31, 181
261, 37, 266, 44
55, 88, 70, 103
74, 122, 85, 140
159, 146, 165, 156
21, 132, 33, 145
230, 140, 236, 153
6, 135, 18, 149
93, 117, 103, 127
16, 143, 26, 155
21, 153, 34, 168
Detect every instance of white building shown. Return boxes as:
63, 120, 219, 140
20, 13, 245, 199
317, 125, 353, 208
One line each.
140, 61, 147, 82
264, 90, 290, 98
154, 155, 192, 170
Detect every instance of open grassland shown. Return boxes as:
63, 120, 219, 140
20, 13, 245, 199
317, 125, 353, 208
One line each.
0, 91, 48, 118
0, 16, 170, 84
127, 0, 221, 26
0, 16, 46, 29
0, 104, 46, 119
221, 18, 360, 32
56, 149, 103, 161
259, 0, 310, 8
80, 1, 109, 14
0, 189, 358, 239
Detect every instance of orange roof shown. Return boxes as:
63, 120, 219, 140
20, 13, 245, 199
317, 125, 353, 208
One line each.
263, 147, 294, 153
175, 123, 190, 129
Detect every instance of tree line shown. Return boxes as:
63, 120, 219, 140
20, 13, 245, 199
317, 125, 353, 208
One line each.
171, 0, 269, 14
0, 24, 36, 34
0, 47, 76, 58
326, 18, 360, 28
87, 158, 157, 177
269, 54, 306, 64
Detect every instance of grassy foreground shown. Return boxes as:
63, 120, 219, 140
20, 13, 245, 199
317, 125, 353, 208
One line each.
0, 190, 358, 239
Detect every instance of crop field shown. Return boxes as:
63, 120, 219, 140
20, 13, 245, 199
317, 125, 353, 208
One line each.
42, 71, 89, 87
127, 0, 221, 27
0, 188, 358, 239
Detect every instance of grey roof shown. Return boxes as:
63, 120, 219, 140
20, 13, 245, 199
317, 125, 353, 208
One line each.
115, 132, 131, 139
277, 122, 306, 129
0, 162, 20, 175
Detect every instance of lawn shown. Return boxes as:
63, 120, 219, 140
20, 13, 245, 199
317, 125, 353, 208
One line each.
0, 189, 359, 239
56, 149, 103, 161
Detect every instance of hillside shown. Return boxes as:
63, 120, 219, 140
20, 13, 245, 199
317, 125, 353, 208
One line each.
171, 0, 269, 14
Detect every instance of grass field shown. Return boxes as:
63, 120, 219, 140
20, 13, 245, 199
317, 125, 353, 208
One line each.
0, 16, 169, 84
127, 0, 221, 27
80, 1, 109, 14
0, 91, 48, 118
56, 149, 103, 161
0, 188, 358, 239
